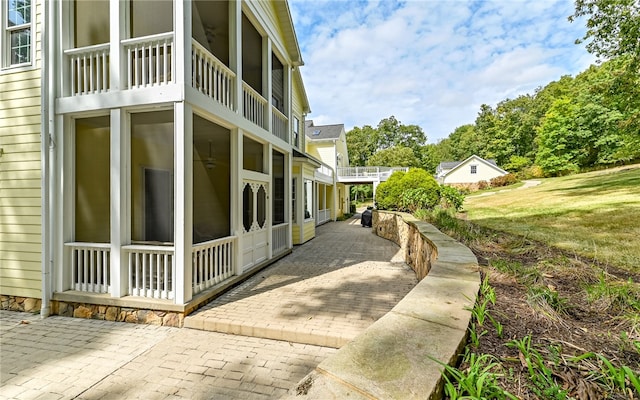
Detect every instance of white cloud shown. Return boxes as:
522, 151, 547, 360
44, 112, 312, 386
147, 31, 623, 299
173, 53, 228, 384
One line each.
290, 0, 596, 142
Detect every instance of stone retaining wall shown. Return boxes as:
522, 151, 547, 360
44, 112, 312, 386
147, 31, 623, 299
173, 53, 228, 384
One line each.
372, 211, 437, 280
288, 211, 480, 400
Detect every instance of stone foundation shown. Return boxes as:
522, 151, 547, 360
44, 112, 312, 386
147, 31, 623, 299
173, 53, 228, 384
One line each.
1, 295, 184, 327
52, 301, 184, 327
1, 295, 42, 313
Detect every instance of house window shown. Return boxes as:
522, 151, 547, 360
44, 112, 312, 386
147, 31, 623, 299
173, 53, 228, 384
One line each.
3, 0, 32, 68
304, 179, 313, 220
293, 117, 300, 148
470, 165, 477, 174
291, 179, 297, 223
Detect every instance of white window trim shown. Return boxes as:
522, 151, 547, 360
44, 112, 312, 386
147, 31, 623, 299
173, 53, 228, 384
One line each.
1, 0, 35, 71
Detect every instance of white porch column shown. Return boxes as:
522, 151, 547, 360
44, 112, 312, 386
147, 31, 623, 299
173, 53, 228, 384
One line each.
109, 0, 125, 90
230, 0, 242, 116
110, 109, 128, 297
54, 114, 67, 293
174, 0, 192, 87
286, 152, 292, 249
174, 103, 193, 304
267, 144, 273, 259
233, 129, 244, 275
264, 37, 272, 132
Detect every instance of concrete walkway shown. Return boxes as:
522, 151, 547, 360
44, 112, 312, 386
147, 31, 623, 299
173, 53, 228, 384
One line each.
0, 217, 417, 399
185, 218, 418, 348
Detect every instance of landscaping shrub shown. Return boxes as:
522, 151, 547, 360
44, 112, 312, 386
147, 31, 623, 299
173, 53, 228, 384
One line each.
477, 180, 489, 190
439, 185, 465, 211
520, 165, 545, 179
374, 171, 406, 210
400, 187, 439, 212
375, 169, 439, 211
490, 173, 518, 188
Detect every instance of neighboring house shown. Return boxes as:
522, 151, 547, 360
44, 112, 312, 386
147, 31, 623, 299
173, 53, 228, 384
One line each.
436, 155, 508, 185
304, 120, 350, 225
0, 0, 332, 323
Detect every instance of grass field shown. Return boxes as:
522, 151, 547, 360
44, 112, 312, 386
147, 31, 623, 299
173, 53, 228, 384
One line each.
463, 164, 640, 271
424, 166, 640, 399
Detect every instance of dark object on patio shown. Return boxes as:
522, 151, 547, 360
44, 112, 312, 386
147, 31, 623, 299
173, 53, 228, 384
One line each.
361, 208, 372, 227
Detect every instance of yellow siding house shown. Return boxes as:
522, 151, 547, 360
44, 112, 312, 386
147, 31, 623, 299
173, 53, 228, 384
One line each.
1, 0, 326, 325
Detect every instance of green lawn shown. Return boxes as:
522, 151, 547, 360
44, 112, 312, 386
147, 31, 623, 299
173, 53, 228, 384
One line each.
463, 165, 640, 271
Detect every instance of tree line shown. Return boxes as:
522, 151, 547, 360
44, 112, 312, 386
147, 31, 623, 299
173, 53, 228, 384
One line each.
346, 0, 639, 177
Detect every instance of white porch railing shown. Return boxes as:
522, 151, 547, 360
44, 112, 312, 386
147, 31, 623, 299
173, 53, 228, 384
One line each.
124, 245, 174, 300
243, 82, 267, 129
271, 106, 288, 142
65, 243, 111, 293
317, 209, 331, 225
65, 43, 110, 96
337, 166, 409, 181
192, 236, 236, 295
123, 33, 174, 89
272, 223, 289, 255
192, 39, 235, 111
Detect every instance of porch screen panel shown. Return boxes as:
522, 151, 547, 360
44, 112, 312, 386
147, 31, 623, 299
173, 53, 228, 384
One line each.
131, 111, 174, 243
192, 0, 229, 66
75, 116, 110, 243
74, 0, 109, 47
242, 136, 263, 172
272, 150, 285, 224
193, 115, 231, 243
271, 54, 284, 113
130, 0, 173, 38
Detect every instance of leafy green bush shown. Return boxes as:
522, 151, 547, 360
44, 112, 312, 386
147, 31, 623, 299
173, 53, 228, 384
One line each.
374, 171, 405, 210
504, 155, 532, 172
520, 165, 545, 179
490, 173, 518, 187
439, 185, 465, 211
400, 187, 439, 212
376, 169, 439, 211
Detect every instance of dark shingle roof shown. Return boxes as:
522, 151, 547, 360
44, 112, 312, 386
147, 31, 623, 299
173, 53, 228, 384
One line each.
438, 161, 460, 170
305, 120, 344, 140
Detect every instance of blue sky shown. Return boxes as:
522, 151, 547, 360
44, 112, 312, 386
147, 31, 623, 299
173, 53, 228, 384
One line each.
289, 0, 595, 143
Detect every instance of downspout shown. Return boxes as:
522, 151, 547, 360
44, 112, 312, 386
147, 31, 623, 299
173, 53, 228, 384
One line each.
40, 0, 54, 318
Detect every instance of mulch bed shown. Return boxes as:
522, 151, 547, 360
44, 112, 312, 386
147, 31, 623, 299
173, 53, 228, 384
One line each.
453, 229, 640, 399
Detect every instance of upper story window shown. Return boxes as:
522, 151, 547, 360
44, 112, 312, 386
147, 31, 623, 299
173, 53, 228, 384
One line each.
3, 0, 32, 68
293, 117, 300, 148
470, 165, 477, 174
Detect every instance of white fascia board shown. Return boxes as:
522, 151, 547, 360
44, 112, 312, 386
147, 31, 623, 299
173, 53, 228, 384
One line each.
56, 85, 184, 114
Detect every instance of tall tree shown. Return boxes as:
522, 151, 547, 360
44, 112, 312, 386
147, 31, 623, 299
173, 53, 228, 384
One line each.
347, 116, 427, 166
346, 125, 379, 166
376, 116, 427, 150
367, 146, 419, 167
570, 0, 640, 62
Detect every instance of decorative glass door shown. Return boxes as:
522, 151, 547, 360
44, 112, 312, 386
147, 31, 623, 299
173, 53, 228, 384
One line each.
241, 180, 268, 270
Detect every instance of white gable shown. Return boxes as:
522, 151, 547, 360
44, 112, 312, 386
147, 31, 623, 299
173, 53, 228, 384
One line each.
440, 155, 508, 184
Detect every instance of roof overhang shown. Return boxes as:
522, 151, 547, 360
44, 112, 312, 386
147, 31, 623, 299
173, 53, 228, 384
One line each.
292, 149, 321, 167
274, 1, 303, 67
